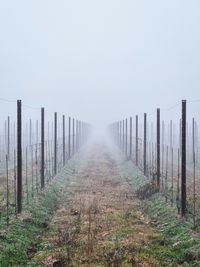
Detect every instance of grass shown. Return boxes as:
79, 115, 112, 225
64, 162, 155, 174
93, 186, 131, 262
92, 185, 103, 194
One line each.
119, 157, 200, 267
142, 194, 200, 266
26, 150, 165, 267
2, 148, 199, 267
0, 165, 74, 267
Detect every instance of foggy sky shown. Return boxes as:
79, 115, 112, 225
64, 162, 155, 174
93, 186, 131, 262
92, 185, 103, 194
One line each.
0, 1, 200, 128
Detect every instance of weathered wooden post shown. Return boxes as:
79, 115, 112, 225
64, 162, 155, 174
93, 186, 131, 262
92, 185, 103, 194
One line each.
181, 100, 186, 217
41, 107, 45, 188
17, 100, 22, 213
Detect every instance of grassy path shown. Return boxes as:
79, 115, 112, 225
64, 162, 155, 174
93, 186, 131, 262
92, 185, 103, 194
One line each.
30, 144, 170, 267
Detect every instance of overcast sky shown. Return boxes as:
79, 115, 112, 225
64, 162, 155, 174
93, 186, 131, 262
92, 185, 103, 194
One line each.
0, 1, 200, 128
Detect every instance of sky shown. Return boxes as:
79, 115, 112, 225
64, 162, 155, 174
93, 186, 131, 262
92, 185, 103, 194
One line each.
0, 0, 200, 129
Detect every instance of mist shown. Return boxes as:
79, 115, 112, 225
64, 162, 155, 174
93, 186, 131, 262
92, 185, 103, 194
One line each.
1, 2, 200, 265
0, 0, 200, 133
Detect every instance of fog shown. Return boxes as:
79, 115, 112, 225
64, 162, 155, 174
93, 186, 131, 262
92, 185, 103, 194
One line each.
0, 1, 200, 132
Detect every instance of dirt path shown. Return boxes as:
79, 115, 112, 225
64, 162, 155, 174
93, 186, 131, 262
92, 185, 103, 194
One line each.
31, 144, 163, 267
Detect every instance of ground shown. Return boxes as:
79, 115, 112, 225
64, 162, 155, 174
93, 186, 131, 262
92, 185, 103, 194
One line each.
1, 143, 199, 267
30, 144, 170, 267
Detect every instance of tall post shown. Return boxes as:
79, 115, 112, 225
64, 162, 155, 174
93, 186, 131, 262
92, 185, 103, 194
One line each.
29, 119, 32, 146
161, 120, 165, 189
62, 115, 66, 166
125, 118, 128, 156
177, 148, 180, 214
4, 124, 6, 161
192, 118, 196, 227
54, 112, 57, 175
119, 121, 122, 149
41, 108, 45, 188
157, 108, 160, 189
144, 113, 147, 175
136, 115, 138, 165
79, 120, 81, 148
117, 121, 119, 147
76, 120, 79, 152
7, 116, 10, 160
68, 116, 71, 159
181, 100, 187, 217
73, 118, 75, 155
122, 120, 125, 152
17, 100, 22, 213
170, 120, 173, 153
130, 117, 132, 159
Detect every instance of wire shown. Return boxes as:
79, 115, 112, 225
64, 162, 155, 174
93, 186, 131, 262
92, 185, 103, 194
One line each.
0, 97, 16, 103
22, 104, 40, 110
163, 101, 181, 111
137, 101, 181, 119
0, 97, 41, 110
188, 99, 200, 103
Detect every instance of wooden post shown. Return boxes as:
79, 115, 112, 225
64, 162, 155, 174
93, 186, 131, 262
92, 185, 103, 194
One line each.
54, 112, 57, 175
181, 100, 187, 217
73, 118, 75, 155
76, 120, 79, 152
7, 116, 10, 160
161, 120, 165, 189
122, 120, 125, 153
119, 121, 122, 149
192, 118, 196, 227
130, 117, 132, 159
68, 117, 71, 159
17, 100, 22, 213
41, 108, 45, 188
157, 108, 160, 189
62, 115, 66, 166
125, 118, 128, 156
144, 113, 147, 175
136, 115, 138, 165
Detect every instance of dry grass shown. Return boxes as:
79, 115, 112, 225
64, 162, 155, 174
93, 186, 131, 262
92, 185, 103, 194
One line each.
31, 145, 163, 267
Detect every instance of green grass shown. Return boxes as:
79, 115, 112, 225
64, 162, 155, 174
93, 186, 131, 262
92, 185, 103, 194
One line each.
0, 166, 73, 267
143, 194, 200, 266
119, 158, 200, 267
